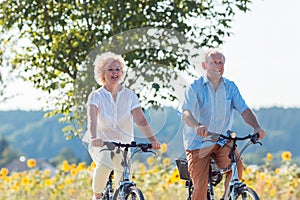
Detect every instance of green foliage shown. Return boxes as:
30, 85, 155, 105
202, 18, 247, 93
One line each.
0, 73, 4, 102
0, 0, 253, 138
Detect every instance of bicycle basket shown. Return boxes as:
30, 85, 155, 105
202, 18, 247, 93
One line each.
175, 158, 191, 181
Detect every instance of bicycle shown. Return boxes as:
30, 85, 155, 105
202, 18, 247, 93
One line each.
176, 130, 262, 200
94, 141, 155, 200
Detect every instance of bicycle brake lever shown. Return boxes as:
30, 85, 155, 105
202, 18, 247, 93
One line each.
140, 144, 152, 152
250, 133, 261, 144
116, 146, 121, 154
106, 142, 116, 151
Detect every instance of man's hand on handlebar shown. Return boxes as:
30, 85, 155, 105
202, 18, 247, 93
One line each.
254, 127, 266, 140
195, 124, 208, 137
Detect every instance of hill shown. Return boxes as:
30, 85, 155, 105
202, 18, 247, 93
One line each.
1, 107, 300, 166
0, 111, 89, 163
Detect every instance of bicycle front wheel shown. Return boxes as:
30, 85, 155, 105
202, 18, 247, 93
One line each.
236, 187, 259, 200
113, 186, 145, 200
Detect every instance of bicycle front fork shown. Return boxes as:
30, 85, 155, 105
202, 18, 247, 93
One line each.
223, 162, 240, 200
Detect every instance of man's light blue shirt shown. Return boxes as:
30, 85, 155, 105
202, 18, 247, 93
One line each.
181, 76, 248, 151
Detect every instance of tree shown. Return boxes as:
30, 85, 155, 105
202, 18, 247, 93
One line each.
0, 35, 11, 103
0, 0, 252, 138
0, 70, 5, 102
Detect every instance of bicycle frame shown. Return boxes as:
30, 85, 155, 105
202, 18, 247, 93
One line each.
207, 163, 216, 200
117, 145, 136, 199
177, 130, 261, 200
100, 141, 154, 200
220, 131, 261, 200
223, 147, 240, 200
207, 157, 230, 200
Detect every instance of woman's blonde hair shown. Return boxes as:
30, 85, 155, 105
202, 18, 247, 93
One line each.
93, 52, 126, 85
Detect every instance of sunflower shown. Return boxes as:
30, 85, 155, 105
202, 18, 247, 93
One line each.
163, 157, 171, 167
70, 168, 78, 177
44, 169, 51, 177
147, 156, 155, 166
77, 162, 86, 171
160, 143, 168, 153
45, 178, 53, 187
270, 188, 275, 197
0, 168, 9, 176
62, 160, 70, 172
139, 163, 146, 173
266, 153, 273, 161
281, 151, 292, 161
90, 161, 96, 168
27, 159, 36, 168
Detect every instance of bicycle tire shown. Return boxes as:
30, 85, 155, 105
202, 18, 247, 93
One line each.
113, 186, 145, 200
235, 187, 259, 200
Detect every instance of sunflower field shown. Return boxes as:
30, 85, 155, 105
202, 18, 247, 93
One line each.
0, 144, 299, 200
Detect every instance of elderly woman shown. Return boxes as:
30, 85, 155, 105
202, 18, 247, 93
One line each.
82, 52, 161, 200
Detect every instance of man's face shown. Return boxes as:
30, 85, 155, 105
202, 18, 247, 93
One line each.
202, 53, 225, 79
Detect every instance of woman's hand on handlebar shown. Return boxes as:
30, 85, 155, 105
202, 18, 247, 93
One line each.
150, 140, 161, 150
91, 137, 104, 147
254, 127, 266, 140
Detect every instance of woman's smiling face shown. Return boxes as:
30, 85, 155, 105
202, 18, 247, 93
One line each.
104, 60, 123, 85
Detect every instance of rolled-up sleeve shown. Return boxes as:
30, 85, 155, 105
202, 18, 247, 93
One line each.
131, 92, 141, 111
182, 84, 198, 112
86, 91, 99, 107
231, 83, 248, 114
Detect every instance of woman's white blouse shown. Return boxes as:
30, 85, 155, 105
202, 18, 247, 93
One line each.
82, 86, 141, 143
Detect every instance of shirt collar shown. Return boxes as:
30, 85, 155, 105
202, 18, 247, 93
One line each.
100, 86, 110, 94
203, 76, 227, 86
100, 85, 124, 95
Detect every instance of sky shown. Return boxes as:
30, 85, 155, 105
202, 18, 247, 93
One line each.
1, 0, 300, 111
222, 0, 300, 109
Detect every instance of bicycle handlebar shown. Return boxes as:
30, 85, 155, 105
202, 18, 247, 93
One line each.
103, 141, 153, 152
207, 130, 260, 144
